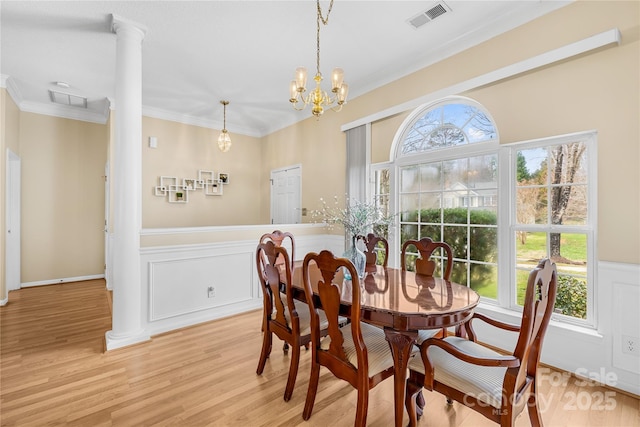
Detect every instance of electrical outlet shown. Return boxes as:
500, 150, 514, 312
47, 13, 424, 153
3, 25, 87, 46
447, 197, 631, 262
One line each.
207, 286, 215, 298
621, 335, 640, 356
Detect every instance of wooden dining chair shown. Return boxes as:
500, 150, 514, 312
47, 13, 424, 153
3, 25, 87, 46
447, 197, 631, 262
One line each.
362, 233, 389, 272
255, 241, 329, 402
258, 230, 296, 351
259, 229, 295, 271
402, 237, 453, 343
401, 237, 453, 279
404, 259, 558, 427
301, 250, 395, 426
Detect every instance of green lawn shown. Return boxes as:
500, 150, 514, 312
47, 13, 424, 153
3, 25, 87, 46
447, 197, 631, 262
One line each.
515, 232, 587, 309
466, 231, 587, 307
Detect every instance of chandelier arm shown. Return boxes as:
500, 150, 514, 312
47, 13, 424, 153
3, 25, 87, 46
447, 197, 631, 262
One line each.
290, 92, 311, 109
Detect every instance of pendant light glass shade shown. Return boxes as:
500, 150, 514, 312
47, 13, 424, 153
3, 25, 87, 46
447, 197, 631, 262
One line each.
217, 100, 231, 152
217, 129, 231, 152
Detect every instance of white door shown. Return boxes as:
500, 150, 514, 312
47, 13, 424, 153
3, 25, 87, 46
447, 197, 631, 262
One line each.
270, 165, 301, 224
5, 149, 21, 291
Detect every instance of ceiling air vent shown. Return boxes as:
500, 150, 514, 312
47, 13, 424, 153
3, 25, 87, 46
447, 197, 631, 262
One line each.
407, 2, 451, 30
49, 89, 88, 108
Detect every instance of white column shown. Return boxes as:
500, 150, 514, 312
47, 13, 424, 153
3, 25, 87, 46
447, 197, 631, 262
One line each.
105, 15, 149, 351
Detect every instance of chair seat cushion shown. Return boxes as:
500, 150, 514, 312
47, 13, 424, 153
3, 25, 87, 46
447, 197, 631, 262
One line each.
408, 336, 508, 408
416, 328, 440, 344
321, 321, 394, 376
278, 297, 344, 336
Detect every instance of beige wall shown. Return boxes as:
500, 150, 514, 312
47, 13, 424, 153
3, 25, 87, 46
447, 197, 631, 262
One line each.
259, 112, 348, 225
1, 89, 20, 299
262, 0, 639, 264
141, 116, 263, 228
19, 113, 108, 283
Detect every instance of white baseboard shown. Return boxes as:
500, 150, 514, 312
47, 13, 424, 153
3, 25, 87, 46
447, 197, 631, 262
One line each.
105, 329, 151, 351
21, 274, 105, 288
0, 296, 8, 306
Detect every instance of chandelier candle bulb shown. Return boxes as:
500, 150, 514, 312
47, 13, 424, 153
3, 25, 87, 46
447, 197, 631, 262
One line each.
331, 68, 344, 92
337, 82, 349, 104
295, 67, 307, 92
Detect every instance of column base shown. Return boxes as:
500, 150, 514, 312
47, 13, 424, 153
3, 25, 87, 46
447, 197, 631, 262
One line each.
105, 329, 150, 351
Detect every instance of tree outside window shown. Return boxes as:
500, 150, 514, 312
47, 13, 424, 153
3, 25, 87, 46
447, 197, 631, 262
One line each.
515, 141, 590, 319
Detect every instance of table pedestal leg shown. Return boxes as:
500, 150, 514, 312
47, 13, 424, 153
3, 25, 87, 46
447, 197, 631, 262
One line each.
384, 328, 417, 427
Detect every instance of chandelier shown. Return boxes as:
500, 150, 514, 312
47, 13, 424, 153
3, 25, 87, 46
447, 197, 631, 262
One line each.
289, 0, 348, 117
217, 100, 231, 152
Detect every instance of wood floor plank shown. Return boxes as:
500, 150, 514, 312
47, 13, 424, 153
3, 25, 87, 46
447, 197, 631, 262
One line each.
1, 279, 638, 426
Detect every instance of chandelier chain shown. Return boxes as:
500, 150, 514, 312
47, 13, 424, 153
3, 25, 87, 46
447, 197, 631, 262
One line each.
315, 0, 334, 76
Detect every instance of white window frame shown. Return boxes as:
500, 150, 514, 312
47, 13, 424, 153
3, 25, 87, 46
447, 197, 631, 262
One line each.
504, 130, 597, 328
376, 94, 597, 329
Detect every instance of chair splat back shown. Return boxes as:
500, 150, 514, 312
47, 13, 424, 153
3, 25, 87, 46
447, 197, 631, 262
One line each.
259, 230, 295, 270
515, 258, 558, 380
362, 233, 389, 271
401, 237, 453, 279
256, 241, 295, 332
303, 251, 360, 367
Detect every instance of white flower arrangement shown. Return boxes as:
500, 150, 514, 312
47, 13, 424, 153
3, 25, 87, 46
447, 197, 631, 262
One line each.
311, 196, 395, 238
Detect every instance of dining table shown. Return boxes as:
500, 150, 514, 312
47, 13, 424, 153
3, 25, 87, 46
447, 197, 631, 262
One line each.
289, 262, 481, 427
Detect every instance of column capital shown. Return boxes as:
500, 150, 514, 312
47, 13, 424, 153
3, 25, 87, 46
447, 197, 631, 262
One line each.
111, 14, 147, 39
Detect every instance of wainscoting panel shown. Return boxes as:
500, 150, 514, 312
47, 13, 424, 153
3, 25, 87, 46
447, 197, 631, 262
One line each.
149, 252, 253, 321
605, 262, 640, 377
139, 230, 341, 337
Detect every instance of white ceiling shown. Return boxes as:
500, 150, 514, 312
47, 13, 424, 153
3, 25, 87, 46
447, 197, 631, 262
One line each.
1, 1, 571, 138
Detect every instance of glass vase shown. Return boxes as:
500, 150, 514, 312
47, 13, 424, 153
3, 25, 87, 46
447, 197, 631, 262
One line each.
343, 235, 366, 280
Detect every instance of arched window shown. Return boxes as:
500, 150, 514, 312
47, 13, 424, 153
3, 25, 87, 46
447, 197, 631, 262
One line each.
393, 97, 500, 300
397, 100, 497, 157
376, 96, 595, 325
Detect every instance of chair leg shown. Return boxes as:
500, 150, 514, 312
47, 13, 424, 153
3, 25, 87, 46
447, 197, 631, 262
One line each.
405, 378, 422, 427
527, 384, 543, 427
283, 342, 300, 401
283, 341, 289, 354
302, 362, 320, 420
354, 387, 369, 427
256, 327, 272, 375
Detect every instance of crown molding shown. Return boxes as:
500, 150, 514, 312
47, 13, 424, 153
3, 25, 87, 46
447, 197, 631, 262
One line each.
20, 100, 109, 124
1, 75, 24, 107
141, 105, 261, 138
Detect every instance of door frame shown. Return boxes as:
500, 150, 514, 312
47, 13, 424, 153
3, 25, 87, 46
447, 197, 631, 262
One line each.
5, 149, 21, 292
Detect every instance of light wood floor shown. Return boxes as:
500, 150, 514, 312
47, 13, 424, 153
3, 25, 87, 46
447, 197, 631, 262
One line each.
1, 280, 638, 426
